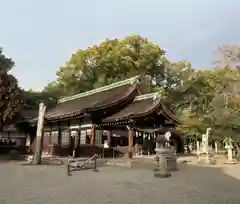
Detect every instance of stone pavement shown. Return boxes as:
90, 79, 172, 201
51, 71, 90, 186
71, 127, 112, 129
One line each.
0, 161, 240, 204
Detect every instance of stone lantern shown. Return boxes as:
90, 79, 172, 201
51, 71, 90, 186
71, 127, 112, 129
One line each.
154, 132, 178, 178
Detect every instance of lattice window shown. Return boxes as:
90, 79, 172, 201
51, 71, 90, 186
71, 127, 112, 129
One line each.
43, 132, 50, 148
95, 129, 102, 145
61, 131, 70, 146
80, 129, 91, 144
51, 131, 59, 145
71, 130, 78, 137
80, 130, 86, 144
71, 130, 79, 148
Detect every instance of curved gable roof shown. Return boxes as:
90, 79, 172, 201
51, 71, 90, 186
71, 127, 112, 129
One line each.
44, 76, 139, 120
102, 93, 162, 122
102, 92, 181, 124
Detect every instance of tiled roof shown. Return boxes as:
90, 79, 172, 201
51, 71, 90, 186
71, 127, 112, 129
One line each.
44, 76, 140, 120
102, 92, 181, 124
102, 92, 162, 122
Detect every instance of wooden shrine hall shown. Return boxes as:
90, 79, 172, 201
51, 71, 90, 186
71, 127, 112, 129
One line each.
29, 76, 182, 158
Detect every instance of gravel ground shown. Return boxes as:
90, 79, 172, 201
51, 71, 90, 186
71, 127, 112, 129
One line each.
0, 161, 240, 204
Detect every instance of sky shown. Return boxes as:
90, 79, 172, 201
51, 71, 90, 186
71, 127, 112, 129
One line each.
1, 0, 240, 91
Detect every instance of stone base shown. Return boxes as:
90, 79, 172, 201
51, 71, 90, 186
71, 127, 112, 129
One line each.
154, 171, 171, 178
224, 160, 237, 165
198, 154, 216, 165
156, 147, 178, 171
166, 154, 178, 171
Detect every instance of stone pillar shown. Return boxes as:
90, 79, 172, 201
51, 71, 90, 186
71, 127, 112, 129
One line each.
214, 141, 218, 154
202, 134, 208, 154
127, 126, 133, 159
225, 144, 236, 164
228, 147, 233, 161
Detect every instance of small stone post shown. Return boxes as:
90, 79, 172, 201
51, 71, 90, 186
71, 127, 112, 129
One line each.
214, 141, 218, 154
196, 141, 200, 161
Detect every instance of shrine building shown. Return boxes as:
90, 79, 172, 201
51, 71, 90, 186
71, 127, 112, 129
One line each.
29, 76, 183, 157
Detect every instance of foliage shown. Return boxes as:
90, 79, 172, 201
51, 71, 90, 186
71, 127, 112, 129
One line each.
177, 67, 240, 140
0, 48, 23, 126
162, 61, 195, 113
209, 68, 240, 140
23, 89, 58, 109
45, 35, 167, 96
213, 45, 240, 69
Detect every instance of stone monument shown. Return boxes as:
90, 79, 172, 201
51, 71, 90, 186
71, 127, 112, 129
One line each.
214, 141, 218, 154
199, 128, 216, 164
224, 138, 236, 164
201, 128, 211, 154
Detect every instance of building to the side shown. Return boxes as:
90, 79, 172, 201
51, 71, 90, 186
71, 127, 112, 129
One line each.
29, 76, 183, 157
0, 108, 37, 154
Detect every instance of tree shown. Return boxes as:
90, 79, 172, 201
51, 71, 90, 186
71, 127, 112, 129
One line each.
177, 66, 240, 143
0, 48, 23, 128
213, 45, 240, 69
23, 90, 58, 109
175, 69, 216, 137
209, 68, 240, 140
45, 35, 167, 95
161, 61, 195, 113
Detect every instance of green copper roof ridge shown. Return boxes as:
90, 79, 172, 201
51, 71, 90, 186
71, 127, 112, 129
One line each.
58, 75, 140, 103
134, 92, 162, 101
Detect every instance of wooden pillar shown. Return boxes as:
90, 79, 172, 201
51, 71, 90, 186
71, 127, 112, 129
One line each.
90, 125, 95, 146
57, 121, 61, 144
127, 125, 134, 159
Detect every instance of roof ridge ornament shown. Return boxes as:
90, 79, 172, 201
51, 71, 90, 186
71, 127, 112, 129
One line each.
134, 92, 161, 101
58, 75, 140, 103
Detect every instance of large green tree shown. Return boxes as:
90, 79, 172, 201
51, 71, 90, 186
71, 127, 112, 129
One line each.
45, 35, 167, 96
209, 68, 240, 139
161, 61, 195, 112
0, 48, 23, 127
177, 67, 240, 142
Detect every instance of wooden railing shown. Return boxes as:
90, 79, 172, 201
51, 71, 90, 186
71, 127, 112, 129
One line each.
112, 145, 145, 156
113, 146, 128, 154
